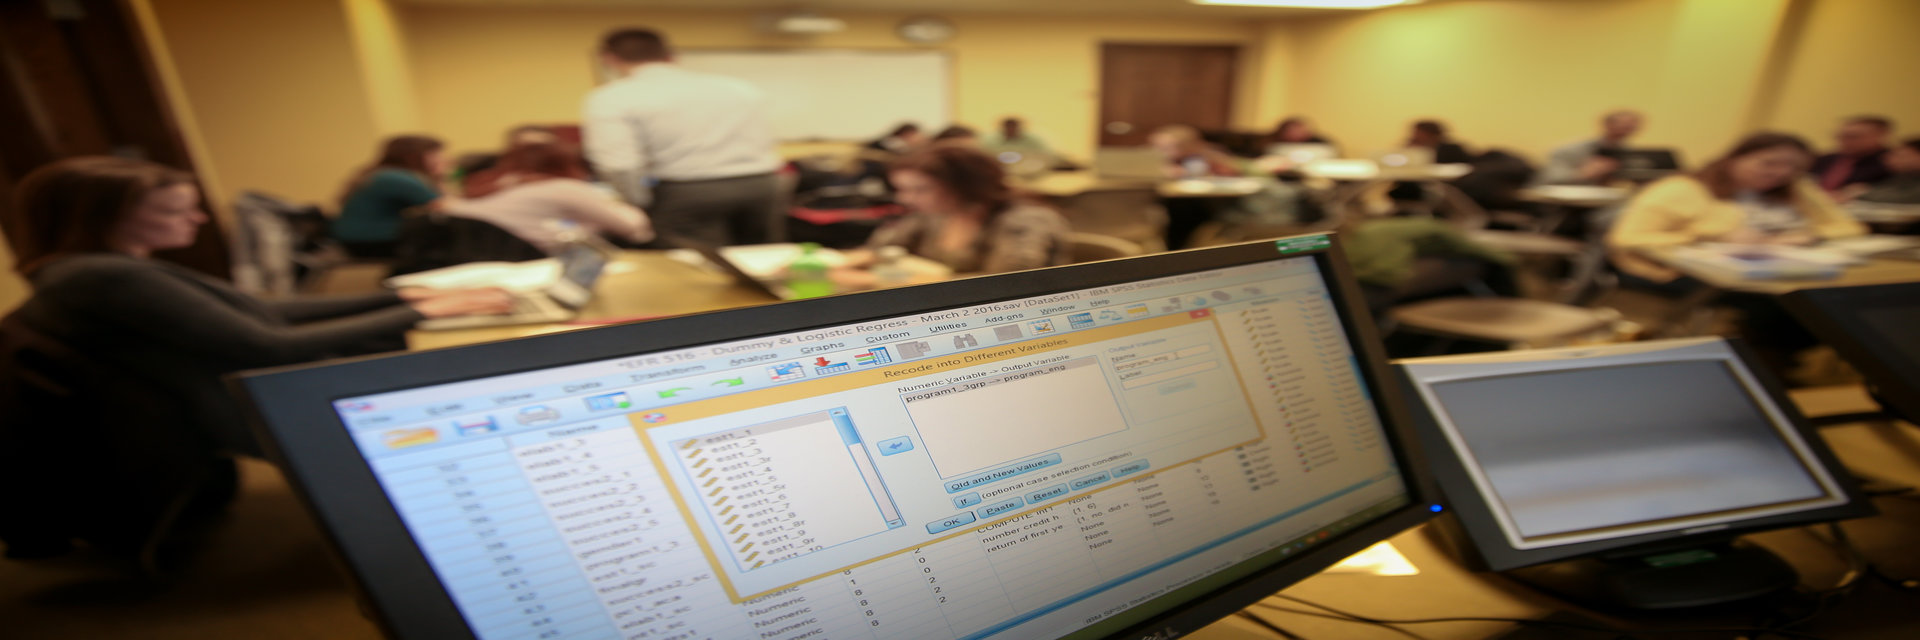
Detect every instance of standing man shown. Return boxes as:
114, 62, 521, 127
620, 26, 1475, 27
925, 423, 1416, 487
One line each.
583, 28, 782, 246
1537, 110, 1643, 185
1813, 115, 1894, 193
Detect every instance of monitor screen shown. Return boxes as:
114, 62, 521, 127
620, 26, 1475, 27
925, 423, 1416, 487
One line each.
235, 239, 1434, 640
1398, 338, 1863, 569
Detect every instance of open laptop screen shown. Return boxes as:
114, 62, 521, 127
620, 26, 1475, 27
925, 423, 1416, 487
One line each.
239, 240, 1427, 640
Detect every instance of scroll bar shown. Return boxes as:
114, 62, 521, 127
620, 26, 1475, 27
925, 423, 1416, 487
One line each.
831, 408, 906, 529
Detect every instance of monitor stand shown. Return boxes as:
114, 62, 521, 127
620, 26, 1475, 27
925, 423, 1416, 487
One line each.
1502, 541, 1797, 610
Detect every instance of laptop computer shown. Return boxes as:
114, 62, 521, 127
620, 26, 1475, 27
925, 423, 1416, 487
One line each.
1266, 142, 1338, 165
1600, 147, 1681, 181
671, 237, 791, 301
413, 239, 615, 330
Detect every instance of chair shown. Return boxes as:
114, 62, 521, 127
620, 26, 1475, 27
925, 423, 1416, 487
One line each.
0, 312, 237, 575
390, 210, 548, 276
230, 191, 368, 296
1066, 232, 1145, 264
1058, 188, 1169, 253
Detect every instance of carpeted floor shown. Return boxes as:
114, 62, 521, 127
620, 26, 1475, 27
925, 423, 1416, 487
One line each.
0, 459, 383, 639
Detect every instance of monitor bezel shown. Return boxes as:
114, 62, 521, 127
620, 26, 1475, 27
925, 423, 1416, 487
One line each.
1782, 282, 1920, 424
1394, 338, 1874, 572
229, 235, 1440, 640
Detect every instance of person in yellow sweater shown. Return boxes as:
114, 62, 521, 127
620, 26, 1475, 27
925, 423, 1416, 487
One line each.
1608, 132, 1866, 284
1607, 132, 1866, 378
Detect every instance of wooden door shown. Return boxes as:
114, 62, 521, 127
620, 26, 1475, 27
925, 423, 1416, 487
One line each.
1098, 44, 1239, 147
0, 0, 228, 278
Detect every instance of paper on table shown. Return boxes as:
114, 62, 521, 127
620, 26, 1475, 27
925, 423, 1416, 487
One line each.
718, 243, 850, 277
1817, 235, 1920, 258
384, 259, 561, 291
1323, 541, 1420, 576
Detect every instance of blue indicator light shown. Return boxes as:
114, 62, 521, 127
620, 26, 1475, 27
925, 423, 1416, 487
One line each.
1429, 504, 1444, 513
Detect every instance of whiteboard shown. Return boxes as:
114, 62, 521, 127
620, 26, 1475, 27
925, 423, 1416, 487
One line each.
676, 49, 950, 142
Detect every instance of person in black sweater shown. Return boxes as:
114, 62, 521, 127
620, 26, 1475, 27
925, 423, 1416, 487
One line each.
5, 156, 513, 453
1, 157, 512, 565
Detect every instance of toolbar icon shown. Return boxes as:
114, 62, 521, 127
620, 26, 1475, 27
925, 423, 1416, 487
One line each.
454, 416, 499, 437
1068, 312, 1095, 330
814, 356, 851, 375
768, 362, 806, 381
855, 347, 891, 366
516, 405, 560, 425
953, 334, 980, 349
896, 340, 932, 359
381, 427, 438, 450
1029, 318, 1056, 335
585, 391, 633, 411
993, 324, 1022, 341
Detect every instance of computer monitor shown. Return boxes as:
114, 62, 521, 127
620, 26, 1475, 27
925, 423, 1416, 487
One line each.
1783, 282, 1920, 425
1396, 338, 1873, 609
230, 236, 1439, 640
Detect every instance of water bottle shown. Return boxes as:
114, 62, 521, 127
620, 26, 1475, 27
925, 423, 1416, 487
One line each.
786, 243, 834, 299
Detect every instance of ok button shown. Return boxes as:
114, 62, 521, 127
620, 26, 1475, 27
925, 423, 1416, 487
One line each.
925, 512, 977, 534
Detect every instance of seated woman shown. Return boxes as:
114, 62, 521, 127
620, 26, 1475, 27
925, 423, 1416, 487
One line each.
1266, 116, 1339, 153
1607, 132, 1865, 376
334, 135, 450, 258
443, 142, 654, 252
1608, 132, 1865, 284
1, 157, 510, 562
462, 124, 561, 197
835, 145, 1070, 287
4, 157, 514, 455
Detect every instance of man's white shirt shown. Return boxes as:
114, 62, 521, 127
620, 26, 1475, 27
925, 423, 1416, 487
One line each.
582, 64, 780, 205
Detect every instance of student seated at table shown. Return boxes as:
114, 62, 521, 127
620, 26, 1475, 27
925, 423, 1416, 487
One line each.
1406, 119, 1474, 164
1607, 133, 1865, 376
443, 142, 655, 252
1538, 110, 1643, 186
462, 124, 560, 197
1149, 125, 1245, 178
0, 158, 512, 562
1813, 115, 1895, 193
1265, 116, 1339, 154
866, 122, 925, 155
931, 125, 979, 146
6, 157, 514, 453
833, 145, 1069, 288
988, 117, 1051, 154
1843, 137, 1920, 205
334, 135, 451, 258
1608, 132, 1865, 284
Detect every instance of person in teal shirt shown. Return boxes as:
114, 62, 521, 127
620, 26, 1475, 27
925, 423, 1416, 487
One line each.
334, 135, 448, 257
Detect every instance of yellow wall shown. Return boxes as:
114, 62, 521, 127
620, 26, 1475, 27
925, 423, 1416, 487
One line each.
1271, 0, 1915, 165
1764, 0, 1920, 146
143, 0, 383, 206
401, 7, 1274, 163
1278, 0, 1686, 162
344, 0, 423, 136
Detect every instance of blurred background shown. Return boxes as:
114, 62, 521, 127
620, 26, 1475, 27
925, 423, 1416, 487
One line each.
0, 0, 1915, 305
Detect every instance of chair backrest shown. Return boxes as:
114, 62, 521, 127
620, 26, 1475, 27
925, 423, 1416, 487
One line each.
1066, 232, 1145, 264
390, 210, 548, 276
0, 312, 226, 559
1059, 188, 1168, 252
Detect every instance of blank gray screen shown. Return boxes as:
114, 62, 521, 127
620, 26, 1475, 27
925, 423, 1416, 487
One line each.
1431, 360, 1827, 540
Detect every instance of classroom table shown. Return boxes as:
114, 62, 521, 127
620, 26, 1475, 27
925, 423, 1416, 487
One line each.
404, 251, 777, 351
1015, 170, 1267, 199
1640, 246, 1920, 295
1635, 245, 1920, 337
1300, 162, 1474, 224
405, 249, 953, 351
